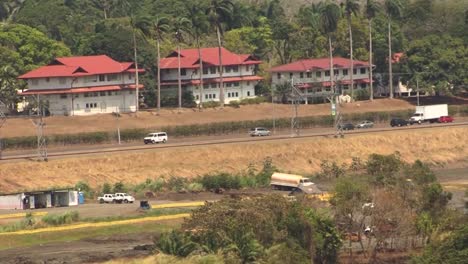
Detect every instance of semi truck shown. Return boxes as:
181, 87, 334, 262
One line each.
409, 104, 448, 124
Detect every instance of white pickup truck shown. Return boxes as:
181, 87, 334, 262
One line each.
98, 194, 115, 203
114, 193, 135, 203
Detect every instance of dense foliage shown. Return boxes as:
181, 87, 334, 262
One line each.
0, 0, 466, 107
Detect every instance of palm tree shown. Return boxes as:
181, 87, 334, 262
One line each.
0, 0, 25, 22
206, 0, 234, 107
365, 0, 380, 101
384, 0, 403, 99
319, 1, 341, 95
129, 16, 140, 112
173, 17, 191, 112
342, 0, 360, 101
186, 2, 209, 110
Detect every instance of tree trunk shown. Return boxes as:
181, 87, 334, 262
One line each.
177, 42, 182, 112
216, 26, 224, 107
197, 37, 203, 110
388, 17, 393, 99
369, 19, 374, 101
329, 35, 334, 95
157, 40, 161, 115
348, 16, 354, 101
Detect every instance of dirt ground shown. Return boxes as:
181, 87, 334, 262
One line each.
1, 98, 418, 138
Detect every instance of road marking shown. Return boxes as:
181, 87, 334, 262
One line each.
0, 213, 189, 235
151, 201, 205, 209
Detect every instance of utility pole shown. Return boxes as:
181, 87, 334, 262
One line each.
31, 95, 48, 161
271, 84, 276, 134
0, 100, 6, 159
416, 78, 420, 106
290, 78, 305, 137
329, 77, 344, 138
132, 28, 140, 114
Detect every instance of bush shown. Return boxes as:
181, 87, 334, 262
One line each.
228, 100, 241, 108
75, 181, 94, 198
186, 182, 204, 193
199, 173, 242, 190
202, 101, 220, 108
42, 211, 79, 226
239, 97, 267, 105
113, 181, 126, 193
102, 183, 112, 194
167, 176, 187, 192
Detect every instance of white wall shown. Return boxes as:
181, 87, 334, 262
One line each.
0, 194, 23, 210
272, 67, 369, 87
28, 73, 136, 90
69, 191, 78, 206
161, 65, 256, 81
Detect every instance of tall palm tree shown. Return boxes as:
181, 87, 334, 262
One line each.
173, 17, 191, 112
206, 0, 234, 107
319, 1, 341, 95
129, 16, 140, 112
365, 0, 380, 101
342, 0, 360, 101
186, 2, 210, 109
384, 0, 403, 99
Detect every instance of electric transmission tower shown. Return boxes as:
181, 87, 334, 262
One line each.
0, 100, 6, 159
290, 79, 306, 137
328, 83, 344, 138
31, 95, 48, 161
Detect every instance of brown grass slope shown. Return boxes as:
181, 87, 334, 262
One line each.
0, 126, 466, 193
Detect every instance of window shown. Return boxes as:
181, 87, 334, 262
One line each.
232, 66, 239, 72
360, 68, 366, 74
203, 84, 209, 89
60, 94, 67, 99
107, 74, 121, 81
129, 90, 133, 94
32, 79, 39, 85
317, 88, 322, 92
225, 66, 232, 73
343, 85, 349, 90
209, 67, 216, 74
277, 73, 281, 80
128, 73, 133, 80
59, 77, 66, 84
353, 69, 357, 75
84, 93, 89, 97
107, 91, 113, 96
226, 83, 232, 87
181, 69, 187, 76
99, 75, 105, 82
300, 72, 304, 78
86, 76, 97, 83
361, 83, 367, 89
208, 94, 212, 99
205, 94, 208, 99
235, 92, 238, 97
203, 68, 208, 74
46, 77, 50, 82
247, 91, 250, 96
289, 73, 293, 78
93, 92, 99, 97
325, 71, 330, 77
245, 66, 250, 71
307, 72, 312, 78
247, 81, 250, 85
343, 69, 348, 76
325, 88, 331, 92
334, 69, 339, 75
234, 82, 239, 87
210, 83, 217, 88
228, 92, 231, 98
213, 94, 216, 98
196, 95, 199, 100
100, 91, 106, 96
316, 71, 322, 78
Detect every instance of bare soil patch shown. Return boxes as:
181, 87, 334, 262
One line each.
1, 99, 415, 138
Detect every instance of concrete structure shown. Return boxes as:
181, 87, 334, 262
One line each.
159, 47, 263, 104
18, 55, 144, 116
0, 189, 78, 210
269, 57, 372, 102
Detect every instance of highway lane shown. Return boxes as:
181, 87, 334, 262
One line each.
1, 120, 467, 162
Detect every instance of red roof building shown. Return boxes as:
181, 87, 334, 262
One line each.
159, 47, 263, 104
18, 55, 144, 116
270, 57, 373, 102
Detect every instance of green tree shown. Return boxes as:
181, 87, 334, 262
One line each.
206, 0, 234, 107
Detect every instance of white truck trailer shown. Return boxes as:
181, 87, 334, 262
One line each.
409, 104, 448, 124
270, 173, 321, 194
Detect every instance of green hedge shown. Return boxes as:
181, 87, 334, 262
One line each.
2, 106, 467, 150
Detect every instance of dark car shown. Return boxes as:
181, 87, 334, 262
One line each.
339, 123, 355, 130
390, 118, 409, 127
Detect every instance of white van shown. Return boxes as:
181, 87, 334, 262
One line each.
144, 132, 168, 144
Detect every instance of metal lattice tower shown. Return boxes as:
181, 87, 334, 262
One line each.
328, 94, 344, 139
290, 80, 306, 137
0, 101, 6, 159
31, 95, 48, 161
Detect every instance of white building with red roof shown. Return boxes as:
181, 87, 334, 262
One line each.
159, 47, 262, 104
270, 57, 372, 101
18, 55, 143, 116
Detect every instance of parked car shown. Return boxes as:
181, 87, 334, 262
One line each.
438, 115, 454, 123
338, 123, 355, 130
98, 194, 115, 204
249, 127, 271, 136
144, 132, 168, 144
356, 120, 374, 129
114, 193, 135, 203
390, 118, 409, 127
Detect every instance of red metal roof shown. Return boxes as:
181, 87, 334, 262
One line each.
159, 47, 262, 69
19, 55, 143, 79
269, 57, 371, 72
19, 84, 143, 95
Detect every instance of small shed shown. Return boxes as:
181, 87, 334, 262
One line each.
0, 189, 79, 210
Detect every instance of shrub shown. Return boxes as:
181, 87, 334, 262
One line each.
102, 183, 112, 194
202, 101, 220, 108
42, 211, 79, 226
148, 178, 165, 192
167, 176, 187, 192
113, 181, 126, 193
239, 97, 267, 105
199, 173, 242, 190
186, 182, 204, 193
75, 181, 94, 198
228, 100, 241, 108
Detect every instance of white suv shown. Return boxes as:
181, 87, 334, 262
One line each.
144, 132, 168, 144
249, 127, 271, 137
114, 193, 135, 203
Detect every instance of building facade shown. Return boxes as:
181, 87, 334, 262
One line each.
159, 47, 263, 104
269, 57, 372, 102
18, 55, 143, 116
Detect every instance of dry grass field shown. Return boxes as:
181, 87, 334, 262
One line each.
1, 99, 414, 138
0, 126, 466, 193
